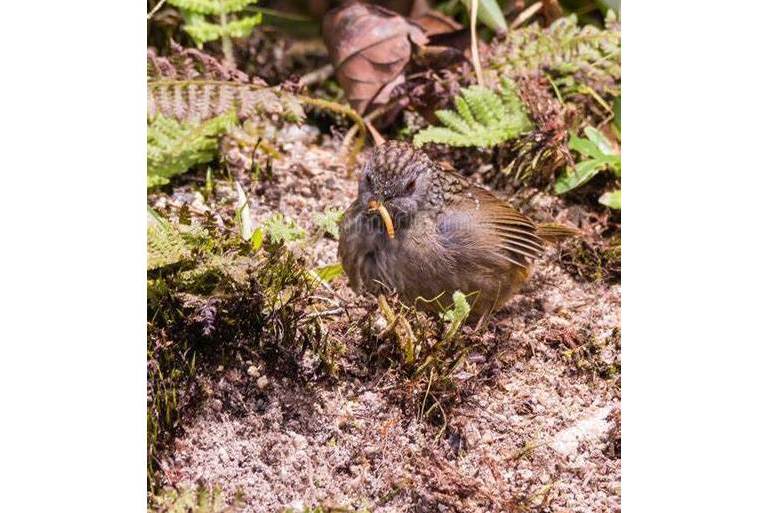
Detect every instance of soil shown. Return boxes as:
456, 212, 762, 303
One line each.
154, 133, 621, 513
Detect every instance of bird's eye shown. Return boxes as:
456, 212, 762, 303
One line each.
365, 174, 373, 187
404, 178, 417, 195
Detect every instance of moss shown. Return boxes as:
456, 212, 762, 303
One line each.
147, 210, 330, 493
558, 234, 620, 284
149, 485, 243, 513
558, 327, 621, 380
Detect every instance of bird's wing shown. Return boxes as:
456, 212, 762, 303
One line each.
439, 182, 544, 270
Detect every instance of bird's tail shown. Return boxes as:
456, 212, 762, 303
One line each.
536, 223, 581, 244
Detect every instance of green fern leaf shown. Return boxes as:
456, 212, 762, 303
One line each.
453, 96, 477, 129
488, 12, 620, 105
414, 84, 533, 148
182, 14, 223, 45
262, 213, 305, 245
434, 110, 472, 135
312, 207, 344, 240
147, 112, 236, 187
463, 86, 501, 126
221, 13, 262, 38
167, 0, 223, 15
220, 0, 260, 12
168, 0, 262, 55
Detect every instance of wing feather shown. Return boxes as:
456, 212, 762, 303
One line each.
437, 173, 544, 270
467, 185, 544, 266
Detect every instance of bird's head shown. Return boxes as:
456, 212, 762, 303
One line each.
357, 142, 436, 238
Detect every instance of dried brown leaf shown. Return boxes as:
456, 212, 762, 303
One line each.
412, 10, 463, 37
322, 2, 428, 114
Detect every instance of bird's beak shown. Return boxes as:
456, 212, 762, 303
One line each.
368, 199, 395, 239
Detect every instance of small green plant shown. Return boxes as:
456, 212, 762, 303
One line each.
439, 291, 471, 342
372, 290, 474, 438
312, 207, 344, 239
150, 485, 243, 513
147, 112, 236, 188
262, 213, 305, 244
147, 206, 327, 492
311, 262, 344, 284
554, 126, 620, 208
414, 79, 532, 148
168, 0, 262, 64
234, 180, 255, 240
488, 11, 620, 113
282, 506, 371, 513
599, 189, 620, 209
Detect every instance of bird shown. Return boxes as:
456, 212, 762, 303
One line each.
338, 141, 574, 322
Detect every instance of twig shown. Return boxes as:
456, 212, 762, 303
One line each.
301, 307, 344, 324
298, 64, 334, 88
511, 1, 543, 29
147, 0, 167, 20
419, 368, 435, 420
365, 120, 386, 147
342, 102, 394, 155
377, 294, 417, 364
469, 0, 484, 87
297, 95, 367, 165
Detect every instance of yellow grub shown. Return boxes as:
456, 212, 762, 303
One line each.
368, 200, 395, 239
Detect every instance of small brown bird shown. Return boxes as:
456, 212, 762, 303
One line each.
339, 141, 572, 321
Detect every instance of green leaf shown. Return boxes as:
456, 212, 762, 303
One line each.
440, 291, 471, 341
147, 211, 193, 271
262, 213, 305, 245
168, 0, 222, 16
584, 127, 616, 156
182, 14, 224, 46
234, 181, 255, 241
221, 13, 262, 38
554, 160, 604, 194
414, 84, 532, 148
147, 112, 235, 188
599, 189, 621, 209
460, 0, 507, 33
312, 262, 344, 283
568, 133, 605, 160
251, 227, 264, 251
312, 208, 344, 240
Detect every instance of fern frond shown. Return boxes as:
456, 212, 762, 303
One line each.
147, 111, 236, 187
147, 210, 210, 270
168, 0, 262, 48
262, 213, 305, 245
414, 82, 532, 148
434, 110, 472, 135
488, 12, 620, 100
147, 44, 303, 124
169, 0, 259, 14
312, 207, 344, 240
182, 12, 262, 44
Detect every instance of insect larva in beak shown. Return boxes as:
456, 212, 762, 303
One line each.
368, 200, 395, 239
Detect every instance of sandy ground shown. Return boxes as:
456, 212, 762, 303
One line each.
155, 132, 621, 513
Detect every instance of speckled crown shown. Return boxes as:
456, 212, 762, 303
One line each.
364, 141, 435, 196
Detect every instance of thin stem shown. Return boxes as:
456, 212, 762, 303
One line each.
297, 95, 367, 165
470, 0, 484, 87
298, 64, 334, 88
219, 7, 235, 66
511, 1, 542, 29
147, 0, 168, 20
